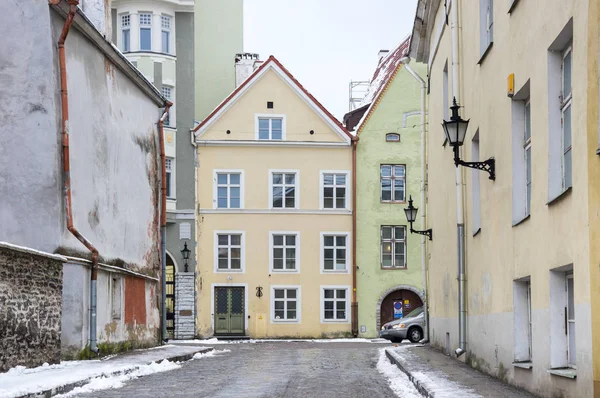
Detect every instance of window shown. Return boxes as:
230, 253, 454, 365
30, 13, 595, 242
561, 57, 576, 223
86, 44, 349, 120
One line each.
321, 233, 348, 272
270, 171, 297, 209
549, 265, 575, 369
381, 226, 406, 268
267, 101, 274, 109
524, 101, 532, 214
215, 232, 243, 272
380, 165, 405, 202
257, 117, 284, 140
165, 157, 174, 198
139, 13, 152, 51
321, 287, 349, 322
270, 233, 298, 272
442, 61, 449, 145
271, 286, 300, 322
386, 133, 400, 142
214, 171, 242, 209
511, 80, 531, 224
161, 15, 171, 54
479, 0, 493, 58
179, 222, 191, 240
321, 172, 348, 209
121, 14, 130, 52
162, 86, 172, 126
513, 278, 532, 362
561, 46, 573, 190
566, 274, 576, 367
471, 132, 481, 233
111, 277, 122, 320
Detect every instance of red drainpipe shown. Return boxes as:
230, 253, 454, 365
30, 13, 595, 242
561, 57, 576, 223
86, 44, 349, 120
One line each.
351, 136, 359, 337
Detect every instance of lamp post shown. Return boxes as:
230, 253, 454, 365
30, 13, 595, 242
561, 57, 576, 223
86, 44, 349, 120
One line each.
404, 196, 432, 240
442, 98, 496, 180
180, 242, 190, 273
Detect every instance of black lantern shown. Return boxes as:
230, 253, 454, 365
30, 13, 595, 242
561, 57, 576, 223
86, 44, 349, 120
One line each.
181, 242, 191, 272
442, 97, 496, 180
404, 196, 432, 240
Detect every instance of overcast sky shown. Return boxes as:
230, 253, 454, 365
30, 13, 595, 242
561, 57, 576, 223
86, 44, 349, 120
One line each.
244, 0, 418, 121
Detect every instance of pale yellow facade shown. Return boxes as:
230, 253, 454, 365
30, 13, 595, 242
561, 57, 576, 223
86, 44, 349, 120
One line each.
194, 61, 354, 338
412, 0, 599, 397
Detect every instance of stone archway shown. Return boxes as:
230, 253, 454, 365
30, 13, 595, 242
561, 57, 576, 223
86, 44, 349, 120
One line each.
376, 285, 424, 332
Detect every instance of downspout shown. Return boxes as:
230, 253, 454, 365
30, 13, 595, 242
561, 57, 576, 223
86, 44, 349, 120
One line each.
53, 0, 100, 354
351, 136, 359, 337
400, 58, 429, 342
450, 0, 467, 357
190, 129, 198, 337
159, 102, 173, 342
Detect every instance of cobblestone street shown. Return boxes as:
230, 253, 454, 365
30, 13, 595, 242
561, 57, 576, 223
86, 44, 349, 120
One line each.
81, 342, 400, 398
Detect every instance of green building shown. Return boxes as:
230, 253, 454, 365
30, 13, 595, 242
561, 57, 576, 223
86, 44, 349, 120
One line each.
344, 37, 427, 339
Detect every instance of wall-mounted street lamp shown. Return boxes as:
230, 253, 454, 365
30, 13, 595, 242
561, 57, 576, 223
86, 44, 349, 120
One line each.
404, 196, 432, 240
442, 98, 495, 180
180, 241, 191, 272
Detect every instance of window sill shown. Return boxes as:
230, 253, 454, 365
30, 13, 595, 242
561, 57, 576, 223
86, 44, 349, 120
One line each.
322, 270, 350, 274
472, 228, 481, 237
380, 201, 407, 205
513, 361, 532, 369
321, 320, 350, 324
508, 0, 520, 13
270, 270, 299, 274
381, 267, 408, 271
272, 320, 300, 324
215, 269, 244, 273
477, 42, 494, 65
596, 147, 600, 156
167, 197, 176, 201
547, 368, 577, 379
512, 214, 530, 227
547, 186, 572, 206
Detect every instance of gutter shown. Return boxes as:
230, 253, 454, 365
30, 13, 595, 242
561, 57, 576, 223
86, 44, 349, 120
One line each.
351, 136, 359, 337
51, 0, 100, 354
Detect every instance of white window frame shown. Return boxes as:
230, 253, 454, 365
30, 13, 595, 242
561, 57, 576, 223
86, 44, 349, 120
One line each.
524, 100, 532, 216
139, 12, 153, 51
320, 232, 350, 274
471, 132, 481, 233
566, 273, 576, 367
380, 226, 406, 269
513, 277, 532, 363
320, 285, 351, 323
212, 169, 244, 209
561, 45, 573, 190
120, 13, 130, 52
111, 276, 122, 320
380, 164, 406, 203
479, 0, 493, 57
165, 157, 175, 199
319, 170, 351, 210
269, 231, 300, 273
270, 285, 301, 323
255, 114, 286, 140
161, 14, 172, 54
268, 169, 299, 209
213, 231, 245, 273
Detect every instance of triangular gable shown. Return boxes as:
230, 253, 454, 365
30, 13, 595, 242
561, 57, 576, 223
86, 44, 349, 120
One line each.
193, 56, 354, 143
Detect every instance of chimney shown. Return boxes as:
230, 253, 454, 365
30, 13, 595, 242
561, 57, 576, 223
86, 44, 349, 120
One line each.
378, 49, 389, 61
235, 53, 261, 87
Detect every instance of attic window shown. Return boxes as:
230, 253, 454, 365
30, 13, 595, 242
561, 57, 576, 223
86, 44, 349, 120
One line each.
267, 101, 274, 109
386, 133, 400, 142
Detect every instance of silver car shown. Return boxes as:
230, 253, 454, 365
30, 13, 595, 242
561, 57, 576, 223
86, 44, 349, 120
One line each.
379, 306, 425, 343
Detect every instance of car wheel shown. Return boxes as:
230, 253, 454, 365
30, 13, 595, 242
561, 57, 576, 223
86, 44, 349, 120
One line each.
408, 327, 423, 343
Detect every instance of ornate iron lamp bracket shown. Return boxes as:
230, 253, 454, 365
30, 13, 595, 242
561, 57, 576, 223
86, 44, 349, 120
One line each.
453, 146, 496, 180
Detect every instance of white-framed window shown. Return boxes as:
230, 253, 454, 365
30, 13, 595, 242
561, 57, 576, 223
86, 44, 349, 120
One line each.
511, 80, 531, 224
513, 277, 532, 362
269, 232, 299, 273
561, 45, 573, 190
386, 133, 400, 142
524, 100, 532, 215
471, 131, 481, 233
165, 157, 174, 199
139, 13, 152, 51
566, 273, 576, 367
380, 165, 405, 202
320, 171, 349, 210
442, 60, 449, 145
120, 14, 130, 52
162, 86, 172, 126
269, 170, 298, 209
381, 226, 406, 268
549, 265, 575, 369
320, 286, 350, 323
479, 0, 493, 58
271, 286, 301, 323
321, 233, 349, 273
213, 170, 243, 209
256, 114, 286, 140
161, 15, 171, 54
214, 231, 244, 272
111, 276, 122, 320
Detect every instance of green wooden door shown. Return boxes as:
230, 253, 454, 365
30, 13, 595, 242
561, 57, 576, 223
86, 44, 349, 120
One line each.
214, 287, 245, 335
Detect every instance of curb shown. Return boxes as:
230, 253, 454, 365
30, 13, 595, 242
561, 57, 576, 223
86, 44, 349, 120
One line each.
23, 347, 213, 398
385, 348, 433, 398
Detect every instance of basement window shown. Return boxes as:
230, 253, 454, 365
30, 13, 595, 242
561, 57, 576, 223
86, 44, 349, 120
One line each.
386, 133, 400, 142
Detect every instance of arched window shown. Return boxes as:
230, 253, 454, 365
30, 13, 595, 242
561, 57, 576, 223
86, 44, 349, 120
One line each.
386, 133, 400, 142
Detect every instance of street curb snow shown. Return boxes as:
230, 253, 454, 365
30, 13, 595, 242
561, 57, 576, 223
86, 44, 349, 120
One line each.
385, 348, 432, 398
21, 347, 213, 398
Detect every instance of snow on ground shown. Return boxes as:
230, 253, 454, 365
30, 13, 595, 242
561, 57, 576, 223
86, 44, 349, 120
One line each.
175, 338, 390, 345
54, 360, 181, 398
192, 349, 231, 359
376, 349, 422, 398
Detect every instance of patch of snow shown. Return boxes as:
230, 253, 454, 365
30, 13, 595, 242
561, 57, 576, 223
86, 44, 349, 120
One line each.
140, 344, 176, 351
376, 349, 422, 398
192, 349, 231, 360
0, 242, 67, 262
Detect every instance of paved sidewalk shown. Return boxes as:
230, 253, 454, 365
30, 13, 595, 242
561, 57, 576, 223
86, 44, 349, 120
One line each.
0, 344, 211, 398
386, 345, 536, 398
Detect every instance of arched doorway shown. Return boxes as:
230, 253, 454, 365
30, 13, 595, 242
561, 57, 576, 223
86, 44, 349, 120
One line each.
165, 253, 176, 340
378, 287, 423, 329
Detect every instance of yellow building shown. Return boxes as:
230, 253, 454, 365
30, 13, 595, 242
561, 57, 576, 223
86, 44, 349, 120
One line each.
411, 0, 599, 396
192, 57, 356, 338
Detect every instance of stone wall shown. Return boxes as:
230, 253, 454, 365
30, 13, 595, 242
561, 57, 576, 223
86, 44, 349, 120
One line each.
175, 274, 195, 339
0, 244, 64, 371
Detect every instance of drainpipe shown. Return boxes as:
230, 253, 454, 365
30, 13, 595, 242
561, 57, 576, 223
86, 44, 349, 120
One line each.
159, 101, 172, 342
52, 0, 100, 354
450, 0, 467, 358
190, 129, 198, 337
399, 57, 429, 342
351, 136, 359, 337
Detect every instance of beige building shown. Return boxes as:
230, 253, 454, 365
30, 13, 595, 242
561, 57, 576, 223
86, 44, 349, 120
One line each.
192, 57, 356, 338
411, 0, 599, 396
